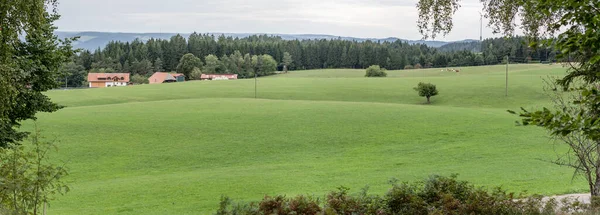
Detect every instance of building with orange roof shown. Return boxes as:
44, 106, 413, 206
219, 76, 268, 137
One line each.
148, 72, 186, 84
87, 73, 130, 88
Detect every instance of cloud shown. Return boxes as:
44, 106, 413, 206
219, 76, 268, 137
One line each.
55, 0, 511, 41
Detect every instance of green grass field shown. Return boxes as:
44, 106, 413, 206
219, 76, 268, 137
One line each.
27, 64, 585, 214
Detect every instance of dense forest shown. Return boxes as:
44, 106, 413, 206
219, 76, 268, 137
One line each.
438, 41, 481, 53
60, 33, 557, 87
439, 37, 556, 63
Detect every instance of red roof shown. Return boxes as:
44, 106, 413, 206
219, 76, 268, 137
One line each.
149, 72, 179, 84
87, 73, 130, 82
148, 72, 186, 84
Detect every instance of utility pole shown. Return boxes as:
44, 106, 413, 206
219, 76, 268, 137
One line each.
505, 55, 509, 97
255, 57, 262, 99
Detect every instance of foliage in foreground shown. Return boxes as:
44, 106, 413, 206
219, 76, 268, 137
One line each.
215, 175, 597, 215
365, 65, 387, 77
0, 0, 76, 148
417, 0, 600, 197
0, 128, 69, 215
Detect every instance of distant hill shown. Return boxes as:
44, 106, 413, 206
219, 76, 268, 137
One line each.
438, 40, 482, 52
55, 31, 476, 51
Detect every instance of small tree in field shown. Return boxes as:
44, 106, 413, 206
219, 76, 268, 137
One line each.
365, 65, 387, 77
414, 82, 438, 104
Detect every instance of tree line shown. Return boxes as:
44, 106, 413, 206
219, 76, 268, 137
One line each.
439, 36, 557, 64
60, 33, 557, 87
173, 52, 279, 81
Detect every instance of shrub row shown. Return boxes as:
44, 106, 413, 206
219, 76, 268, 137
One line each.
215, 175, 598, 215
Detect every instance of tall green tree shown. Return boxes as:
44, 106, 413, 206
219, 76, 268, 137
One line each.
153, 57, 164, 72
260, 55, 278, 76
131, 59, 153, 76
252, 54, 277, 76
282, 52, 293, 72
242, 53, 254, 78
220, 54, 232, 73
204, 54, 221, 74
176, 53, 203, 80
0, 0, 76, 148
77, 50, 93, 70
59, 61, 86, 88
164, 34, 187, 71
229, 51, 245, 75
417, 0, 600, 196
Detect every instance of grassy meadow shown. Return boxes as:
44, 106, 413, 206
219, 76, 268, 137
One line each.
26, 64, 586, 214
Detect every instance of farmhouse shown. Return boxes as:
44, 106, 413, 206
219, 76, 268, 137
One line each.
87, 73, 130, 88
200, 74, 238, 80
149, 72, 185, 84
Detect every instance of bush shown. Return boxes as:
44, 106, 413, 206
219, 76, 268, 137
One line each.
190, 67, 203, 80
365, 65, 387, 77
215, 175, 597, 215
131, 74, 149, 85
404, 65, 414, 70
415, 63, 423, 69
216, 195, 321, 215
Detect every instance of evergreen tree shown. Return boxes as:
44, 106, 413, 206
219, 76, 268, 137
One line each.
242, 53, 254, 78
230, 51, 245, 75
165, 34, 187, 71
220, 54, 232, 73
153, 58, 164, 72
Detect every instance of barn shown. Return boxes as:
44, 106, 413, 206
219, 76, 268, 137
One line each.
149, 72, 186, 84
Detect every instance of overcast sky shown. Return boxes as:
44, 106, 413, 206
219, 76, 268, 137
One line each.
55, 0, 514, 41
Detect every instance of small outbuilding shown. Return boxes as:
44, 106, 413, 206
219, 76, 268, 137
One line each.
173, 73, 185, 82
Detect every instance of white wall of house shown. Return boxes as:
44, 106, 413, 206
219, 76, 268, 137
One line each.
105, 82, 128, 87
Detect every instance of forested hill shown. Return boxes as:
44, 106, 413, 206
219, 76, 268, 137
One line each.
57, 33, 558, 88
438, 41, 482, 52
55, 31, 471, 51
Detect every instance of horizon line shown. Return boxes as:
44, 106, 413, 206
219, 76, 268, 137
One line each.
55, 30, 481, 42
